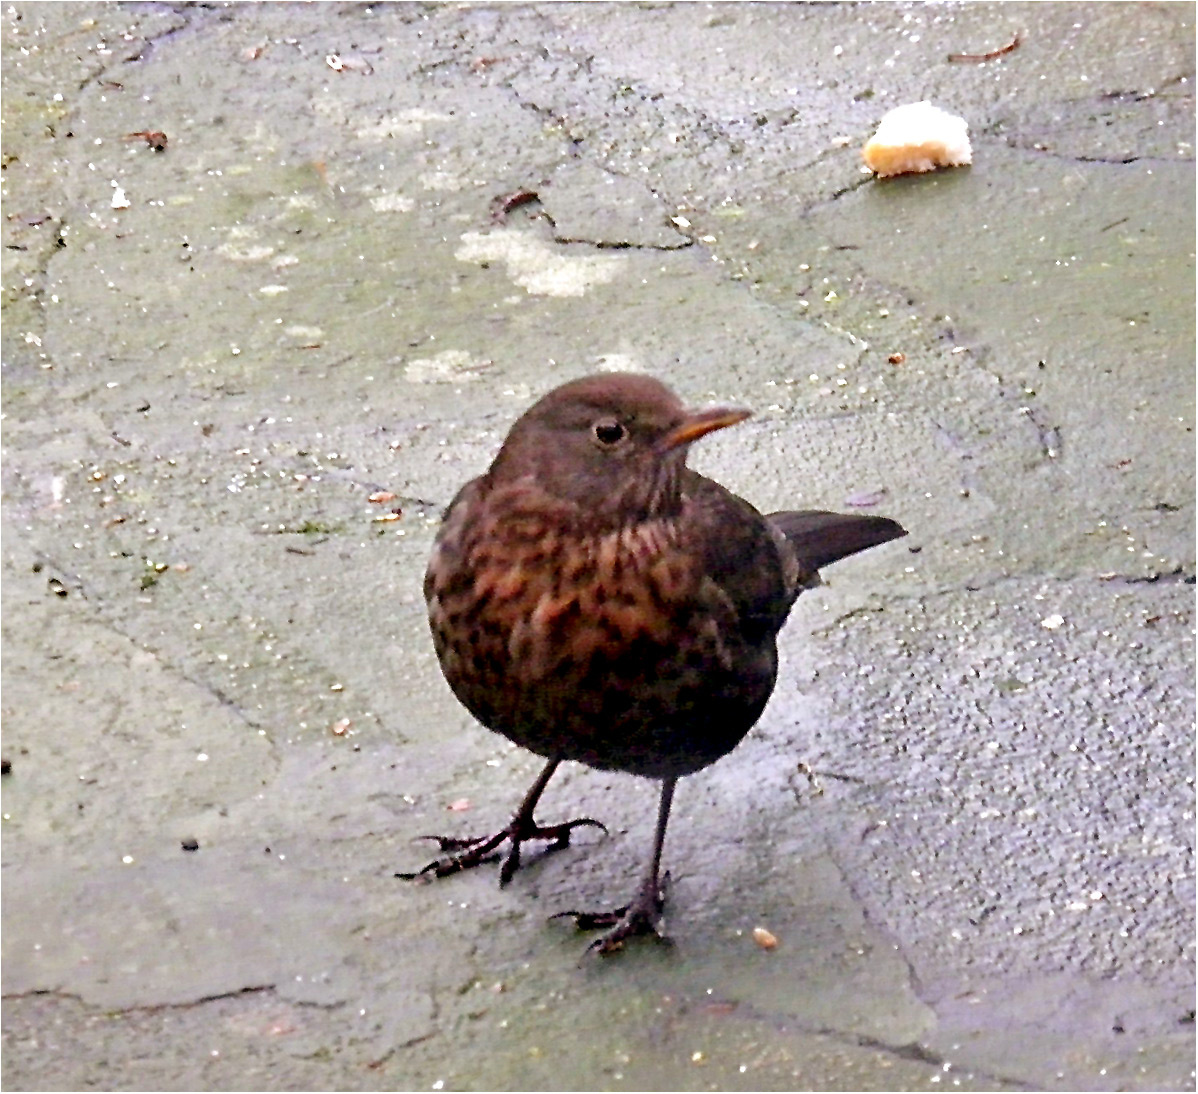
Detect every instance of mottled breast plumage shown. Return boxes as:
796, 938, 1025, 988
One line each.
425, 472, 787, 778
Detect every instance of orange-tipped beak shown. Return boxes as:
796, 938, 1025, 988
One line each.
661, 406, 752, 451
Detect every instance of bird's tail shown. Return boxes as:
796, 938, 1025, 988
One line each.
767, 510, 907, 572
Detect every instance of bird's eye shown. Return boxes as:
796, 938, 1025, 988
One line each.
592, 419, 627, 447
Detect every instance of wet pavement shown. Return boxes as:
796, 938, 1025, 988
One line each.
1, 2, 1194, 1090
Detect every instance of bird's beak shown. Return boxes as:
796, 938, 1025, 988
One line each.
661, 406, 752, 451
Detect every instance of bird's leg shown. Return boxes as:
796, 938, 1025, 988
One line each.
396, 757, 607, 887
553, 777, 677, 955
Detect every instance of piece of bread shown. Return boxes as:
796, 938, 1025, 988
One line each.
862, 101, 972, 177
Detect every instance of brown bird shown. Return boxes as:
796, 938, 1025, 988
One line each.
404, 373, 906, 953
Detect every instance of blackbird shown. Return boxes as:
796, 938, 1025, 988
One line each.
405, 373, 906, 953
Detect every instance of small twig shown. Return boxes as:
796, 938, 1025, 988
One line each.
490, 188, 540, 224
948, 31, 1021, 63
123, 130, 168, 151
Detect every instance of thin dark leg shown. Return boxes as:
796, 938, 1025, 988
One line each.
554, 776, 679, 955
644, 776, 675, 891
501, 756, 563, 884
396, 757, 606, 886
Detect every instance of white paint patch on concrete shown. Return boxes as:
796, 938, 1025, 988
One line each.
405, 349, 491, 384
370, 192, 415, 213
355, 108, 454, 141
218, 225, 275, 262
216, 242, 275, 262
419, 171, 470, 191
594, 353, 641, 372
286, 325, 323, 340
456, 228, 626, 297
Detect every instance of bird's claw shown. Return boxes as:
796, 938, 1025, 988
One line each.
586, 906, 672, 955
553, 872, 671, 955
395, 831, 506, 881
415, 833, 493, 852
550, 906, 627, 930
523, 816, 608, 847
396, 816, 607, 885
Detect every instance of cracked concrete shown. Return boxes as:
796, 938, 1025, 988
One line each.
2, 2, 1194, 1091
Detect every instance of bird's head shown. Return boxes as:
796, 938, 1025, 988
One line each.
487, 373, 750, 528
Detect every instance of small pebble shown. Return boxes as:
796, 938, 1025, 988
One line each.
181, 837, 200, 852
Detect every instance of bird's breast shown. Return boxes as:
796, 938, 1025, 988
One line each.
426, 486, 732, 693
424, 481, 776, 776
512, 520, 698, 660
488, 517, 700, 667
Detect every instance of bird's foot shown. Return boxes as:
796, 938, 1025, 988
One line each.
553, 872, 672, 955
396, 816, 607, 886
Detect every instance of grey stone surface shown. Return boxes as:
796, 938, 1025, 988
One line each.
2, 2, 1193, 1090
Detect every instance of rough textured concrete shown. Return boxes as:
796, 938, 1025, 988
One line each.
2, 2, 1193, 1090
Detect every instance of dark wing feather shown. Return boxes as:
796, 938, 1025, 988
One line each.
766, 510, 907, 572
683, 471, 802, 641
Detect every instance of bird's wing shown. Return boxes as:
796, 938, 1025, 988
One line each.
682, 471, 801, 640
766, 510, 907, 572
